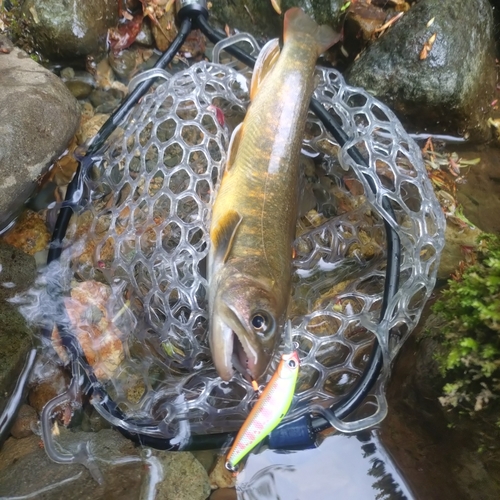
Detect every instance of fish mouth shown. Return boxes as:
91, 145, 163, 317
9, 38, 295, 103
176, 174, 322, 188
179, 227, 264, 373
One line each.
211, 314, 262, 382
231, 334, 258, 381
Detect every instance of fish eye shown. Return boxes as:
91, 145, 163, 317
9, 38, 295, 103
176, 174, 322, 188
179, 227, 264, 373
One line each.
251, 312, 271, 334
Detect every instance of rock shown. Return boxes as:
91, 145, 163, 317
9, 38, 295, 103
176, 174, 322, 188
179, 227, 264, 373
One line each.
0, 241, 37, 300
456, 147, 500, 234
0, 242, 36, 417
89, 89, 124, 114
346, 0, 496, 142
0, 429, 144, 499
136, 22, 154, 47
210, 488, 238, 500
209, 0, 344, 39
61, 70, 96, 100
192, 449, 218, 472
10, 404, 38, 439
0, 304, 33, 413
0, 36, 80, 230
28, 358, 70, 416
2, 210, 51, 257
76, 113, 110, 145
0, 434, 40, 469
154, 451, 211, 500
0, 426, 211, 499
21, 0, 118, 60
438, 221, 482, 279
108, 50, 139, 81
209, 455, 237, 490
343, 2, 386, 58
81, 409, 112, 433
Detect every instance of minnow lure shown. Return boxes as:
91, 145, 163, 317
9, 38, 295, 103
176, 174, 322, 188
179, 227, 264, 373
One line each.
225, 349, 300, 471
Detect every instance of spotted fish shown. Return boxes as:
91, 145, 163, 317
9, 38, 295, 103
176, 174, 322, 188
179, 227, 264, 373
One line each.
208, 8, 340, 381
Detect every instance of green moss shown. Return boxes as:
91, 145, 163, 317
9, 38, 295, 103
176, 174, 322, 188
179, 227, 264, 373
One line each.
1, 0, 40, 58
433, 233, 500, 413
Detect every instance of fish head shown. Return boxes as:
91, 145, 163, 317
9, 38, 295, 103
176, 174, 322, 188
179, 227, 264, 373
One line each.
210, 272, 285, 382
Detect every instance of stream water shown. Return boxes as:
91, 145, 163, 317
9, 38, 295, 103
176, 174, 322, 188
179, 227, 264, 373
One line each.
237, 431, 412, 499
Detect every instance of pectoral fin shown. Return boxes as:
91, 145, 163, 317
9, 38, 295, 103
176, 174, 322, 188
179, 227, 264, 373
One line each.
210, 209, 243, 265
225, 123, 243, 172
250, 38, 280, 100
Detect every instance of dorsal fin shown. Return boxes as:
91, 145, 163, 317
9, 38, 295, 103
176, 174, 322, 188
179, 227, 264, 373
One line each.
210, 209, 243, 265
225, 123, 243, 172
250, 38, 280, 100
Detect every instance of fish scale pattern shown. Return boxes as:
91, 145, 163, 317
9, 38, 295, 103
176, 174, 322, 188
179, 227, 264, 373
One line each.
61, 61, 444, 435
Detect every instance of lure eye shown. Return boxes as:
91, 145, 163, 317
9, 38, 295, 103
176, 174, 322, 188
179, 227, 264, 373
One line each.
251, 312, 272, 335
288, 359, 297, 369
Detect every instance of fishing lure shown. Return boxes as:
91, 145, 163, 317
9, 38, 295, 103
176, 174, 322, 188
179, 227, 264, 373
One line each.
225, 347, 300, 471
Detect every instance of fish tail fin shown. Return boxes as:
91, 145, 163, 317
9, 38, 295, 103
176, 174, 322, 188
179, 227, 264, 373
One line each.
283, 7, 340, 55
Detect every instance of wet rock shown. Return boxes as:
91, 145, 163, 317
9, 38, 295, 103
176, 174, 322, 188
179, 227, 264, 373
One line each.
0, 429, 144, 499
10, 404, 38, 439
0, 241, 37, 301
0, 36, 80, 230
209, 455, 237, 489
28, 358, 70, 416
0, 242, 36, 415
0, 429, 214, 499
438, 221, 482, 279
109, 50, 139, 81
209, 0, 344, 39
76, 113, 110, 146
192, 449, 218, 472
92, 57, 129, 95
456, 147, 500, 234
346, 0, 496, 142
89, 89, 124, 114
0, 304, 33, 412
22, 0, 118, 60
81, 408, 112, 433
2, 210, 51, 257
155, 451, 211, 500
61, 70, 96, 100
343, 2, 386, 58
136, 22, 154, 47
210, 488, 238, 500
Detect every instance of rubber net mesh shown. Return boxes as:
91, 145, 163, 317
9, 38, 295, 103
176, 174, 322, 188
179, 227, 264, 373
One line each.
21, 49, 445, 438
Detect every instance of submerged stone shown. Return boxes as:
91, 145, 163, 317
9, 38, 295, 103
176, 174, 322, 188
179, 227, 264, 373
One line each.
0, 428, 212, 500
346, 0, 496, 142
0, 243, 36, 415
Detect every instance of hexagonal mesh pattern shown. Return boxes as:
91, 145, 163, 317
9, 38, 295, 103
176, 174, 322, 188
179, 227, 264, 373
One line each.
26, 60, 445, 437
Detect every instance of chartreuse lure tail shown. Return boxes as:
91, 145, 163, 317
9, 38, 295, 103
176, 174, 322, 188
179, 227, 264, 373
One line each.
225, 350, 300, 471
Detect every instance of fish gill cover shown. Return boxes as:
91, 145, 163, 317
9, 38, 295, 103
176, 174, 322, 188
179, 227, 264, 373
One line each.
18, 54, 445, 438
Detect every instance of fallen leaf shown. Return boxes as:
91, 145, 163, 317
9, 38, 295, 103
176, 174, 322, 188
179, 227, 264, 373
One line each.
419, 32, 437, 60
270, 0, 282, 15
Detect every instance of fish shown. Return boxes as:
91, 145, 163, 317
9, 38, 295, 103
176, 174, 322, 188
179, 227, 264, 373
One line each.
208, 7, 340, 381
225, 349, 300, 471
